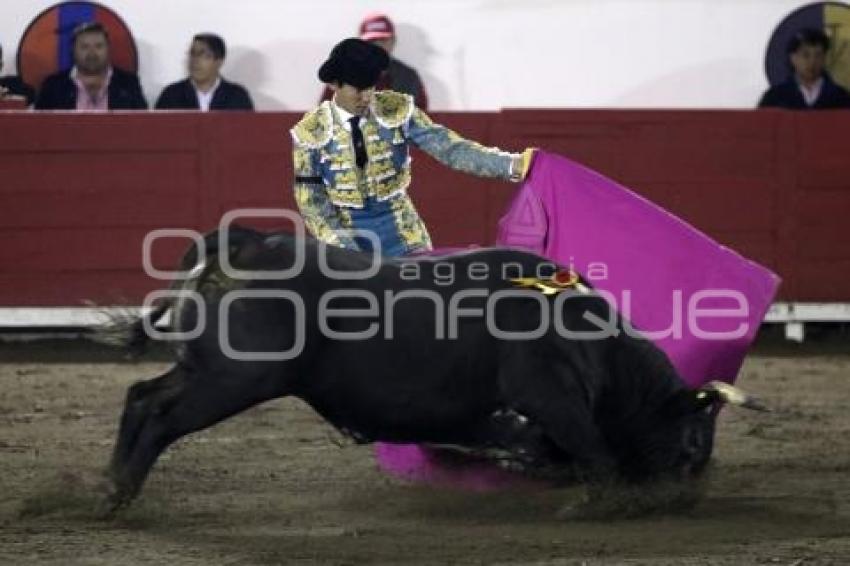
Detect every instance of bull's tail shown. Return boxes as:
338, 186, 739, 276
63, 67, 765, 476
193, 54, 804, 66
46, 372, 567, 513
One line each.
126, 301, 172, 355
89, 300, 173, 357
91, 224, 270, 357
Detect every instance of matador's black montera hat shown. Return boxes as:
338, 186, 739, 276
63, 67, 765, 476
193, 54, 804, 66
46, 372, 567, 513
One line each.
318, 38, 390, 89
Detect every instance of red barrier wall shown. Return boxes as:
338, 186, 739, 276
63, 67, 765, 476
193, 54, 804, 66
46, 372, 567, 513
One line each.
1, 110, 849, 307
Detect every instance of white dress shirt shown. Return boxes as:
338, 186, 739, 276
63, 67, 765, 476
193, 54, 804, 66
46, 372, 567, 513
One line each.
331, 99, 366, 130
798, 77, 824, 107
194, 78, 221, 112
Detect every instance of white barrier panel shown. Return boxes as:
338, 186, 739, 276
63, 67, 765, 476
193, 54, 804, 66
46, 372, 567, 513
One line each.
1, 303, 848, 343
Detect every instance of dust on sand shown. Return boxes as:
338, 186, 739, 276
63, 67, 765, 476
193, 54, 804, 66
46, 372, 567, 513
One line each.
1, 342, 848, 565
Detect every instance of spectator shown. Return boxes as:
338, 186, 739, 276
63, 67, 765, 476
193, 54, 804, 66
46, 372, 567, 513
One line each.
759, 28, 850, 109
35, 22, 147, 110
155, 33, 254, 111
294, 39, 532, 256
0, 43, 35, 106
321, 13, 429, 110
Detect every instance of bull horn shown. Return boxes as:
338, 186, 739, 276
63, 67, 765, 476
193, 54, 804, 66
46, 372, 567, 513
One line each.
703, 381, 770, 412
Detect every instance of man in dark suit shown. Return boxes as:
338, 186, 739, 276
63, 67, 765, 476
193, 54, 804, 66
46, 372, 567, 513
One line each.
155, 33, 254, 111
34, 22, 147, 111
0, 43, 35, 106
759, 28, 850, 110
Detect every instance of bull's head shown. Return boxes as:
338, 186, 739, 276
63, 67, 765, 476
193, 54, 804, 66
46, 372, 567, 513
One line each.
628, 382, 768, 481
681, 381, 767, 475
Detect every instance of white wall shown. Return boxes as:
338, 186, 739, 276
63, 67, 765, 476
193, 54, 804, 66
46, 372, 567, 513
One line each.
1, 0, 811, 110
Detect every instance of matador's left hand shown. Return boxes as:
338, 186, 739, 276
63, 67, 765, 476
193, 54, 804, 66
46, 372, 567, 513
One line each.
511, 147, 537, 182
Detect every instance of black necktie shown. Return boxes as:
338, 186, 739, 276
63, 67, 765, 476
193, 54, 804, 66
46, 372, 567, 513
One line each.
349, 116, 368, 169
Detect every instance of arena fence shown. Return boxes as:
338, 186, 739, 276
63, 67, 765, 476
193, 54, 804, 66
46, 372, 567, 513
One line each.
2, 110, 848, 341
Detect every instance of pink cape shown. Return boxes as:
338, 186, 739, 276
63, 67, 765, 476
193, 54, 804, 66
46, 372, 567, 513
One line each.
376, 151, 781, 489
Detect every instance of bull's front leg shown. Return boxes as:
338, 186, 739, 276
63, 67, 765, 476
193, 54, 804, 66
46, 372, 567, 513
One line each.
517, 390, 617, 482
498, 345, 636, 518
517, 395, 628, 519
515, 387, 681, 519
498, 347, 617, 482
519, 379, 696, 519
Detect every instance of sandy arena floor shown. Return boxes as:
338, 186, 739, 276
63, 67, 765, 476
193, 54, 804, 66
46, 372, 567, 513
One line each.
0, 340, 848, 565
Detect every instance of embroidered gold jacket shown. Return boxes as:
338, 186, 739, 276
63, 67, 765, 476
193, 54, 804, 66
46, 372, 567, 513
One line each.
291, 90, 518, 252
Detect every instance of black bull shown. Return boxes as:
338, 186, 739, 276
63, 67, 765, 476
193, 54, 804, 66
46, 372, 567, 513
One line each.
106, 226, 764, 511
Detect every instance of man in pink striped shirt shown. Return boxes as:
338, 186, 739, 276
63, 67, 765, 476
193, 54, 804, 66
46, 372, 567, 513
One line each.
35, 22, 147, 111
72, 64, 112, 111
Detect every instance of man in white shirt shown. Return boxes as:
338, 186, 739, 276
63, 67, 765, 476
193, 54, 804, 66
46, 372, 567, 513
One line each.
155, 33, 254, 111
759, 28, 850, 109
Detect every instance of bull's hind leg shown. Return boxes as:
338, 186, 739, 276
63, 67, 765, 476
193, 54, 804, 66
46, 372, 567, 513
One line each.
109, 367, 184, 478
108, 368, 283, 510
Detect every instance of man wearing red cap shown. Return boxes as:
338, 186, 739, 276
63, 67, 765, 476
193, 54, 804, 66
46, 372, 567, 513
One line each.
320, 13, 428, 110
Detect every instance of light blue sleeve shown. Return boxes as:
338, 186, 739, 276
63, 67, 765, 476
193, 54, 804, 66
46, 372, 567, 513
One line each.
403, 108, 515, 179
